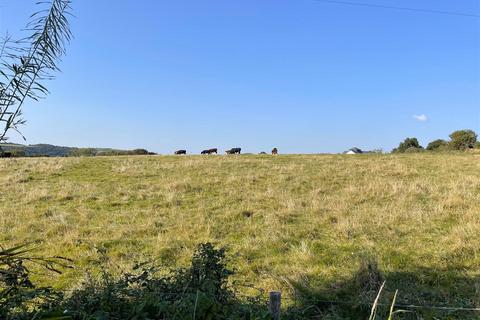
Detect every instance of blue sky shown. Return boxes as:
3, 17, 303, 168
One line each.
1, 0, 479, 153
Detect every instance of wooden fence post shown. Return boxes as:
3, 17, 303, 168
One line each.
269, 291, 281, 320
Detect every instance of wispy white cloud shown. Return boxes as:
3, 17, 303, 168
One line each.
413, 114, 428, 122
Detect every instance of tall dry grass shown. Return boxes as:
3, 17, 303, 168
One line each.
0, 154, 479, 312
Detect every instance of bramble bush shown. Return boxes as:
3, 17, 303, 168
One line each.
63, 243, 268, 319
1, 243, 270, 320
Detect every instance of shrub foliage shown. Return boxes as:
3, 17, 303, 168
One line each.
426, 139, 448, 151
1, 243, 269, 320
449, 129, 478, 150
392, 138, 423, 153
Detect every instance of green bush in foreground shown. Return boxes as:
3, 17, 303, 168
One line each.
0, 244, 71, 320
62, 243, 268, 320
3, 242, 479, 319
1, 243, 269, 320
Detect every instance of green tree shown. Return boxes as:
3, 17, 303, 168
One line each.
392, 137, 423, 153
449, 129, 477, 150
426, 139, 448, 151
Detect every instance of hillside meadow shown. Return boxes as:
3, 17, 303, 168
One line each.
1, 153, 480, 317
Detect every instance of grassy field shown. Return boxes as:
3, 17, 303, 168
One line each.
1, 153, 480, 316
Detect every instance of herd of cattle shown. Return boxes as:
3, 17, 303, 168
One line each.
175, 148, 278, 155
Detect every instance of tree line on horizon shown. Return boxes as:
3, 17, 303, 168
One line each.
1, 128, 478, 158
0, 144, 155, 158
392, 129, 478, 153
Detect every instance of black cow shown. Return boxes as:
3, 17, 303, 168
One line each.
271, 148, 278, 155
174, 150, 187, 155
0, 152, 12, 158
201, 148, 217, 155
225, 148, 241, 155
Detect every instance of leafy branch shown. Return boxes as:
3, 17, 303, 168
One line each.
0, 0, 72, 143
0, 243, 73, 319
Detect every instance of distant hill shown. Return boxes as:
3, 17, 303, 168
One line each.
0, 143, 154, 157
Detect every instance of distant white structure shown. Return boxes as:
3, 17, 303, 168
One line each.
345, 147, 363, 155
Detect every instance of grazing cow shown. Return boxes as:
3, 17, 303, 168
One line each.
174, 150, 187, 155
271, 148, 278, 155
0, 152, 12, 158
225, 148, 241, 155
201, 148, 217, 155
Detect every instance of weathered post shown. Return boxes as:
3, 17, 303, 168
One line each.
269, 291, 281, 320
